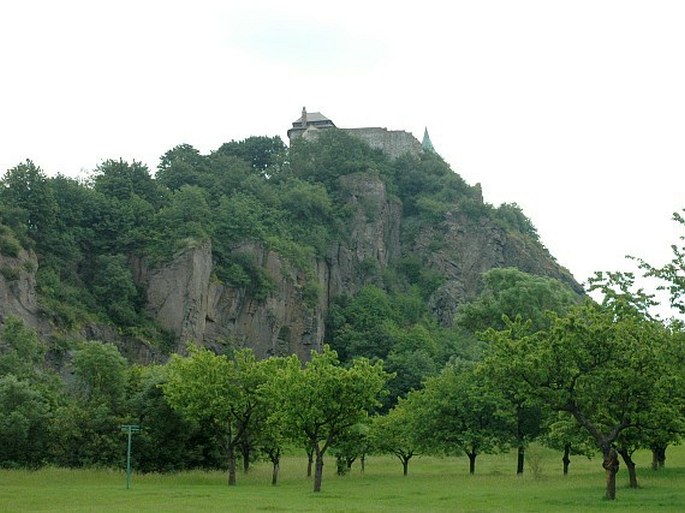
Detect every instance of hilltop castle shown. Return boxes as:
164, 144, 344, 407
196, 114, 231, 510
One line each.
287, 107, 434, 160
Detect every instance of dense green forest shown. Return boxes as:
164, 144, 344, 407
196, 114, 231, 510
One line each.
1, 130, 684, 499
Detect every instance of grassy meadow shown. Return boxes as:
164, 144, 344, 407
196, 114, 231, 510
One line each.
2, 445, 684, 513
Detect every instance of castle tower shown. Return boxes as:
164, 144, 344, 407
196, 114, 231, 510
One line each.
287, 107, 336, 143
422, 127, 436, 153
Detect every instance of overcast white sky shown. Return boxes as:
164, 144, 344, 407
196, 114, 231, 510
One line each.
2, 0, 684, 306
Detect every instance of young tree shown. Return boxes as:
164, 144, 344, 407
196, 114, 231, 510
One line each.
270, 346, 389, 492
540, 412, 595, 476
162, 347, 267, 485
476, 320, 547, 476
413, 362, 512, 475
369, 394, 422, 476
331, 423, 369, 475
257, 413, 287, 486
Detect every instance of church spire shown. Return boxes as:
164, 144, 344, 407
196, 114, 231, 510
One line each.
422, 127, 435, 153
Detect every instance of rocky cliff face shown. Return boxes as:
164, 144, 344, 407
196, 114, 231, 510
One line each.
139, 172, 579, 357
323, 173, 401, 300
142, 173, 401, 359
0, 172, 580, 361
0, 246, 39, 328
419, 212, 582, 326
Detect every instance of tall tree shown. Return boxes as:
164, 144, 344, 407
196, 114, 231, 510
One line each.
92, 159, 165, 209
214, 136, 286, 174
0, 160, 60, 255
456, 267, 580, 333
50, 341, 129, 468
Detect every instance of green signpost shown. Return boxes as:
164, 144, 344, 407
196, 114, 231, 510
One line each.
120, 424, 141, 489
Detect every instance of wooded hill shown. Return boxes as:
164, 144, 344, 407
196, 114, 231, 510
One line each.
5, 128, 685, 499
0, 129, 580, 383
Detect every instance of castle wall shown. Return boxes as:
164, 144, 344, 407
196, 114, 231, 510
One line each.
343, 128, 422, 159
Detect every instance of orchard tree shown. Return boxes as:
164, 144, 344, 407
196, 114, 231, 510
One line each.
331, 423, 370, 475
636, 209, 685, 315
540, 412, 595, 476
476, 319, 547, 476
257, 413, 287, 486
588, 270, 685, 473
481, 300, 672, 500
413, 361, 512, 475
632, 212, 685, 468
369, 393, 422, 476
270, 346, 389, 492
163, 347, 269, 485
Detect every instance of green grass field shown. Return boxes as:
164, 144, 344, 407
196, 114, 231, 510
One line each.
2, 445, 684, 512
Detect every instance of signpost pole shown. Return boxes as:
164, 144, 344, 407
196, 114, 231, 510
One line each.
120, 424, 140, 490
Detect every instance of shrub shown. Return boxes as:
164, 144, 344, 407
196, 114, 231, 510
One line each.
0, 236, 21, 258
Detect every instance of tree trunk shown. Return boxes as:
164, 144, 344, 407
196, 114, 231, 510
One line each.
466, 449, 477, 475
360, 453, 365, 473
402, 456, 409, 476
516, 446, 525, 475
602, 448, 619, 500
562, 444, 571, 476
658, 446, 666, 469
271, 459, 279, 486
306, 446, 314, 478
336, 455, 346, 476
227, 443, 237, 486
241, 440, 251, 473
651, 445, 666, 470
618, 448, 638, 489
314, 449, 325, 492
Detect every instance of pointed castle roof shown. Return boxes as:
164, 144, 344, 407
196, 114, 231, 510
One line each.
422, 127, 435, 153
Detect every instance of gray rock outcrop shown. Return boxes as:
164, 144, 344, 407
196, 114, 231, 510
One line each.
0, 246, 39, 327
